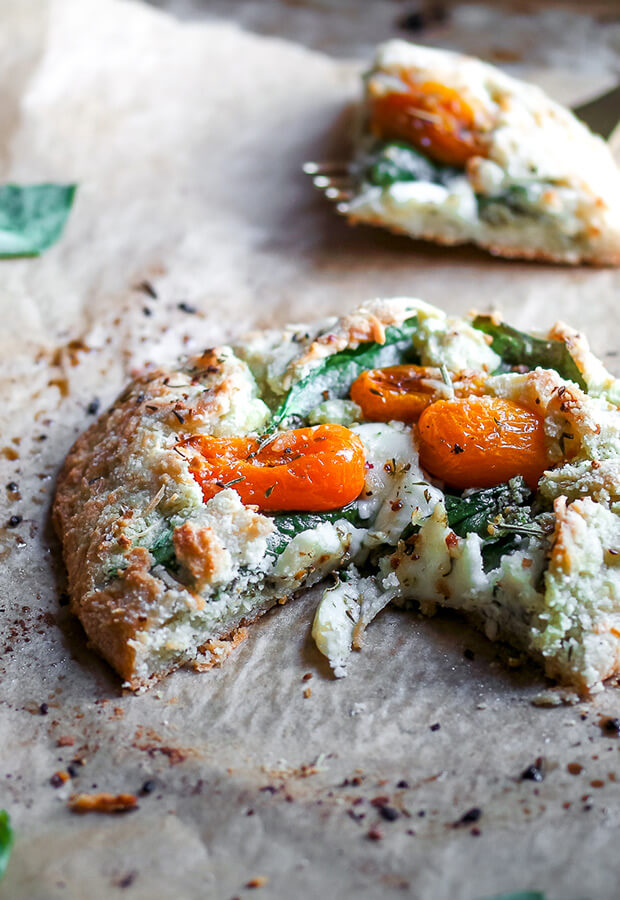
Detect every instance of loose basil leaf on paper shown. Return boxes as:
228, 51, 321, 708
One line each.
0, 810, 14, 881
0, 183, 77, 258
472, 315, 586, 390
480, 892, 547, 900
269, 505, 363, 556
270, 316, 419, 430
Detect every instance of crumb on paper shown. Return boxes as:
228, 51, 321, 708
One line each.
263, 754, 327, 780
56, 735, 75, 747
303, 687, 312, 699
68, 792, 139, 814
246, 875, 268, 889
50, 770, 70, 788
531, 688, 580, 708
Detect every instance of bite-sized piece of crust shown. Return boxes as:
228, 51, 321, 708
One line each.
345, 41, 620, 265
68, 793, 139, 814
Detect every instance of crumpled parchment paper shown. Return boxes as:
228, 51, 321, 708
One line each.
2, 2, 620, 898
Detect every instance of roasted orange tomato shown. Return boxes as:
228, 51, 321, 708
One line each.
350, 364, 438, 422
417, 397, 548, 490
183, 424, 366, 512
369, 79, 488, 167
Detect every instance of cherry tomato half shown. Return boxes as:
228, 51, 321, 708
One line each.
369, 79, 488, 167
350, 364, 437, 422
183, 424, 366, 512
417, 397, 548, 490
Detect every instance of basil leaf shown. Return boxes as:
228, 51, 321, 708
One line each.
0, 184, 77, 258
270, 317, 419, 430
269, 506, 363, 556
0, 810, 14, 881
480, 893, 547, 900
472, 315, 586, 390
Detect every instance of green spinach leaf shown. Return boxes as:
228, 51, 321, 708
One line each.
270, 317, 419, 430
0, 184, 77, 258
0, 810, 14, 881
364, 141, 458, 188
149, 527, 176, 569
444, 478, 531, 540
269, 506, 363, 556
443, 477, 546, 572
472, 315, 586, 390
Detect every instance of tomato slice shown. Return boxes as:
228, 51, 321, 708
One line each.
369, 79, 488, 167
417, 397, 548, 490
350, 364, 437, 422
183, 424, 366, 512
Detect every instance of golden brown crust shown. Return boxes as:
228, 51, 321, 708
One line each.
346, 211, 620, 267
172, 522, 227, 592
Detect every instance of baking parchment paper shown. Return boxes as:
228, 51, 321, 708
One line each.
1, 2, 620, 898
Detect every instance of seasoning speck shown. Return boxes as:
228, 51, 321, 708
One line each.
567, 763, 583, 775
178, 302, 197, 314
396, 780, 410, 789
601, 717, 620, 736
367, 826, 383, 841
245, 875, 268, 889
430, 722, 441, 732
521, 763, 544, 783
397, 11, 425, 32
87, 398, 100, 416
379, 805, 399, 822
7, 515, 22, 528
140, 779, 156, 795
39, 702, 49, 715
135, 280, 158, 299
457, 807, 481, 825
50, 771, 69, 788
